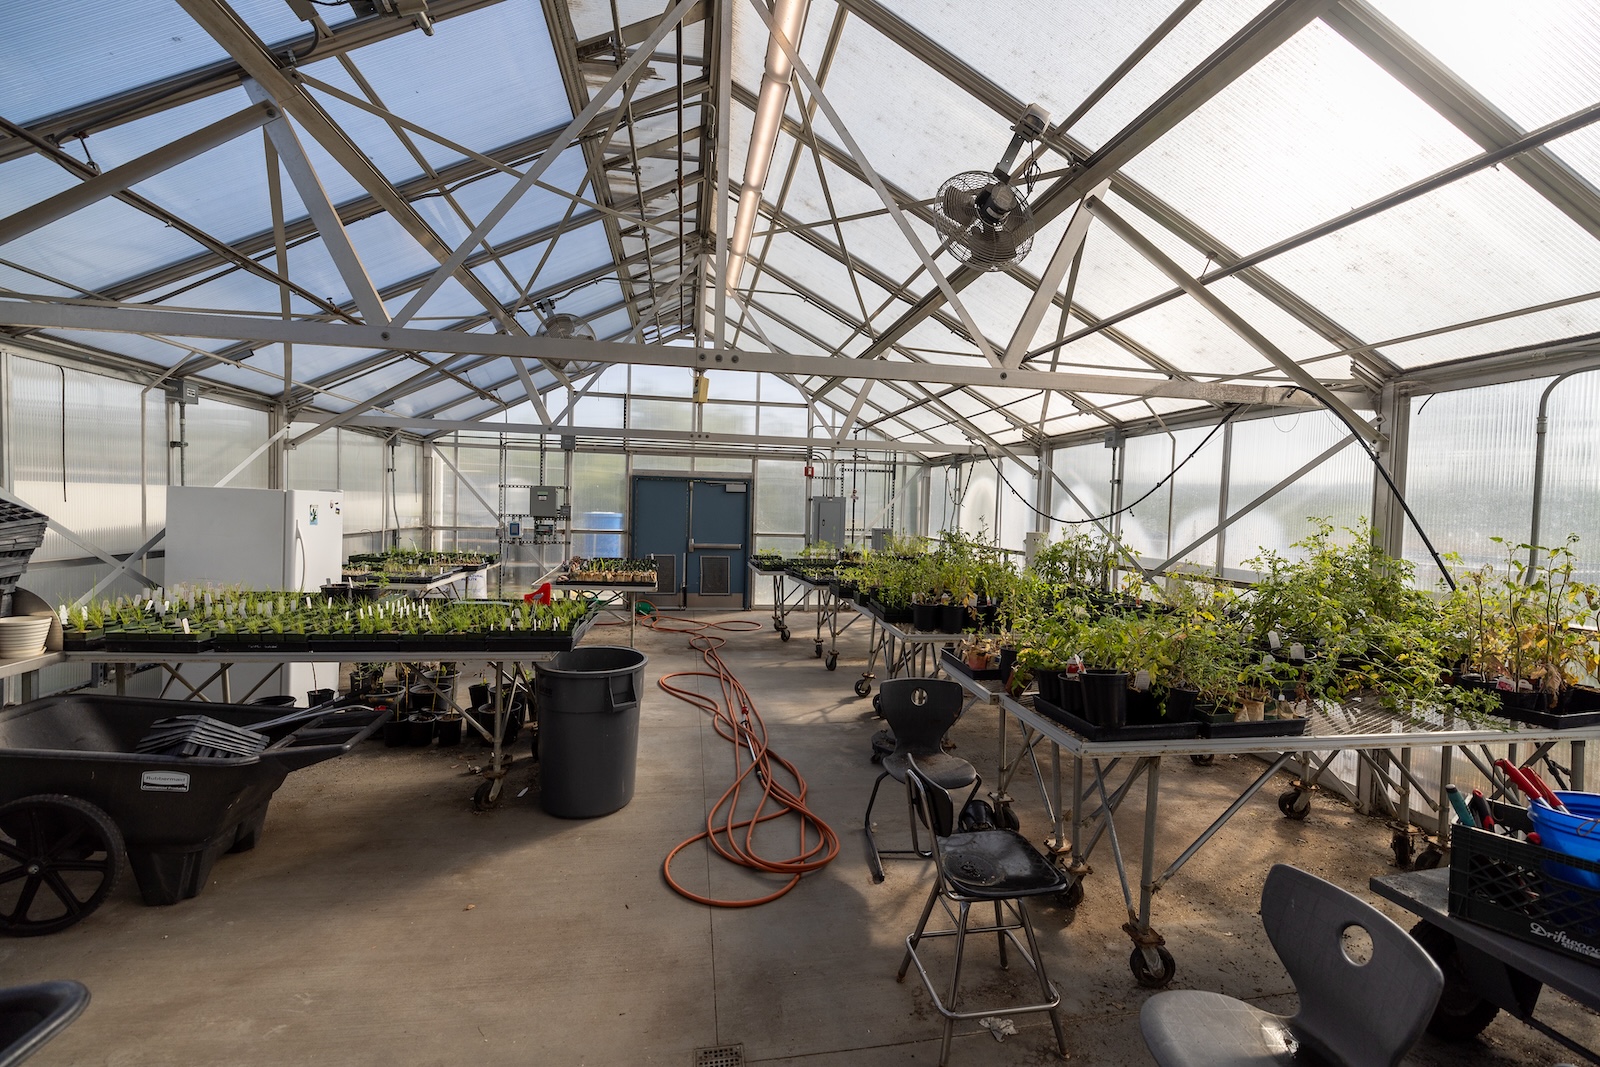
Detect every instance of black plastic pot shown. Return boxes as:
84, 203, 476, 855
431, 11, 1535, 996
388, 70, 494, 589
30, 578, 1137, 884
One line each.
469, 682, 491, 709
910, 603, 939, 632
1080, 670, 1129, 728
1163, 685, 1199, 721
1035, 669, 1062, 706
435, 716, 463, 746
307, 688, 336, 708
938, 604, 966, 634
407, 684, 441, 716
405, 715, 435, 746
382, 717, 409, 747
1060, 673, 1085, 717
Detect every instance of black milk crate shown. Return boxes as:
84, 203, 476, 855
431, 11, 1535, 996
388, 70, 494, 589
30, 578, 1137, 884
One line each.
1448, 821, 1600, 967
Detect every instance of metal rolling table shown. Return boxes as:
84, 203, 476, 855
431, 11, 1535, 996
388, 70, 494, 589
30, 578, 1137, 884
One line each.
548, 579, 655, 647
751, 564, 818, 643
849, 603, 959, 698
0, 650, 62, 704
944, 669, 1599, 988
65, 616, 596, 810
1371, 867, 1600, 1064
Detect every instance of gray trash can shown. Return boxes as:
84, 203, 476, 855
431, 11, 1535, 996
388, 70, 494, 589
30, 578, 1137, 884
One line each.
533, 646, 649, 818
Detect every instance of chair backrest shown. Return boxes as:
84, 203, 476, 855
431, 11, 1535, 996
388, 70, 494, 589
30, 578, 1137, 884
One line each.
903, 755, 978, 840
877, 678, 965, 758
1260, 864, 1443, 1067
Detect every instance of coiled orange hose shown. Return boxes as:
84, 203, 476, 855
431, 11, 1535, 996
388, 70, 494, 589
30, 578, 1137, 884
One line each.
642, 610, 841, 907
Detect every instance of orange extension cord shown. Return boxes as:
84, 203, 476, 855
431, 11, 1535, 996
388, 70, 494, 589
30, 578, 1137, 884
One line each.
634, 609, 841, 907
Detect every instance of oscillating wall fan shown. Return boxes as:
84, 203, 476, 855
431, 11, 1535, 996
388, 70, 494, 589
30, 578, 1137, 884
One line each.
932, 103, 1050, 272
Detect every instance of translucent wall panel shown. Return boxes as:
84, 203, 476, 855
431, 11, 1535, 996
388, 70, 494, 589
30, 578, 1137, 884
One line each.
955, 463, 998, 540
287, 424, 339, 494
571, 452, 626, 540
1049, 442, 1115, 524
393, 439, 424, 530
996, 458, 1038, 552
1404, 379, 1542, 581
1539, 372, 1600, 583
340, 432, 385, 533
1222, 411, 1370, 571
756, 459, 807, 538
6, 355, 151, 561
1119, 424, 1226, 568
177, 400, 269, 490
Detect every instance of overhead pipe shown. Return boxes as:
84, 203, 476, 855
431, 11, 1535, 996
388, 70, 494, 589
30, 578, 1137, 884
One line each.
1527, 366, 1600, 574
724, 0, 810, 290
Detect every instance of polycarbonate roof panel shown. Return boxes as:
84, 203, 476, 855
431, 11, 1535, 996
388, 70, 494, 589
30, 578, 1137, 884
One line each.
2, 187, 212, 295
1127, 20, 1483, 255
790, 13, 1028, 218
47, 329, 214, 368
304, 4, 572, 171
1259, 164, 1600, 368
1381, 299, 1600, 369
73, 88, 296, 248
1370, 0, 1600, 131
0, 1, 229, 125
1067, 0, 1277, 148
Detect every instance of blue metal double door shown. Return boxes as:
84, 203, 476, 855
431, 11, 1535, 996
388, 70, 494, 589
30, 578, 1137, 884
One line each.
630, 476, 750, 609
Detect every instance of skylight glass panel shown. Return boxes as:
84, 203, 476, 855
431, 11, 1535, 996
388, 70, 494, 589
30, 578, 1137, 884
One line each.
0, 1, 229, 125
1126, 20, 1481, 254
756, 230, 894, 320
407, 146, 592, 249
1113, 292, 1279, 377
47, 330, 210, 369
729, 0, 836, 97
1258, 165, 1600, 368
1021, 321, 1161, 373
134, 267, 285, 316
234, 0, 356, 45
1370, 0, 1600, 131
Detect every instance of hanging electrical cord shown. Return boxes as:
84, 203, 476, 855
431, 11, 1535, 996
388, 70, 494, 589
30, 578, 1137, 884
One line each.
987, 404, 1242, 526
630, 608, 841, 907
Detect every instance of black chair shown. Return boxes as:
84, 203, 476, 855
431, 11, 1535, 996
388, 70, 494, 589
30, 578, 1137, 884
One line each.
896, 756, 1068, 1066
0, 981, 89, 1067
1140, 864, 1444, 1067
863, 678, 976, 883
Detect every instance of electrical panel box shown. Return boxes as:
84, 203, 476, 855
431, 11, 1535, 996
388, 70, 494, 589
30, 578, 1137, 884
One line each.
809, 495, 846, 548
870, 528, 890, 553
528, 486, 561, 517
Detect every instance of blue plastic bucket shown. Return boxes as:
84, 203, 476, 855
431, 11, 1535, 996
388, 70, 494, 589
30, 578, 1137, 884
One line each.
1527, 791, 1600, 889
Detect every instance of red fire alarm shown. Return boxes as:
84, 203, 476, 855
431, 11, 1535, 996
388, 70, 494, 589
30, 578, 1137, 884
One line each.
804, 464, 815, 478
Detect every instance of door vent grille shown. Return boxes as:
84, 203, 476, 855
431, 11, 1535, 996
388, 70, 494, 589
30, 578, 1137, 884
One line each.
694, 1046, 743, 1067
701, 555, 731, 596
652, 553, 676, 595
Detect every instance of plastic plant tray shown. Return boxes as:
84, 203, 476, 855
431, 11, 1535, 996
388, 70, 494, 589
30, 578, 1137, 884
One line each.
1031, 696, 1200, 742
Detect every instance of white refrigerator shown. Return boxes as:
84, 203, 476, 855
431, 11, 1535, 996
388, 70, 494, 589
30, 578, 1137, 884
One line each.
164, 487, 345, 702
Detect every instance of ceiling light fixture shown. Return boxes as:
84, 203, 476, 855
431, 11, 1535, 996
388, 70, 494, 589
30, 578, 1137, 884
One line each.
724, 0, 810, 292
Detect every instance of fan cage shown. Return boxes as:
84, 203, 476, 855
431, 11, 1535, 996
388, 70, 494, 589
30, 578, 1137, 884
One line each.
932, 171, 1035, 272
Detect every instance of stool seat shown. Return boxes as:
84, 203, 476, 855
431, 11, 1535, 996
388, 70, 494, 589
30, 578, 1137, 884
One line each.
937, 828, 1066, 899
882, 749, 976, 789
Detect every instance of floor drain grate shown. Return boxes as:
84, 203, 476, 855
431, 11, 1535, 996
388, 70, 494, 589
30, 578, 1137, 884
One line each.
694, 1045, 743, 1067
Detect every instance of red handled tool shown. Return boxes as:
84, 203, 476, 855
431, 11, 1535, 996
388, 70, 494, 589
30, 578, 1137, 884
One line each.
1469, 789, 1494, 831
1494, 759, 1547, 807
1522, 767, 1570, 813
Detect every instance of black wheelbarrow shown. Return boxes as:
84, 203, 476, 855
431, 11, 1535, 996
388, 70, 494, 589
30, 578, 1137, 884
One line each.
0, 695, 384, 936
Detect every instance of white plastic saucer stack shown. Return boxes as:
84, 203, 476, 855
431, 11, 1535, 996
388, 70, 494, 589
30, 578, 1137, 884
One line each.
0, 615, 52, 658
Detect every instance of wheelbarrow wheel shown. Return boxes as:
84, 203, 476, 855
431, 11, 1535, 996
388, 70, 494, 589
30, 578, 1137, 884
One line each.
0, 794, 125, 937
1408, 920, 1500, 1040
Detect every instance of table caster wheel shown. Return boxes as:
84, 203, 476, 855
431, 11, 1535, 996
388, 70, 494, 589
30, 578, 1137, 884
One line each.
1189, 754, 1215, 766
1055, 880, 1085, 910
1391, 828, 1415, 868
1278, 788, 1311, 820
1414, 844, 1444, 870
472, 778, 503, 811
826, 652, 839, 671
1409, 921, 1501, 1039
854, 678, 872, 697
814, 642, 823, 658
780, 627, 791, 642
1130, 945, 1176, 988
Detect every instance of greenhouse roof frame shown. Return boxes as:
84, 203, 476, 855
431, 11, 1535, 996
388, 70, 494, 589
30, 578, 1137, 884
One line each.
3, 0, 1599, 455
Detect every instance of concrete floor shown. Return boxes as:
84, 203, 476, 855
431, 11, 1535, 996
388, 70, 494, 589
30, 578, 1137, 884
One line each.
1, 611, 1595, 1066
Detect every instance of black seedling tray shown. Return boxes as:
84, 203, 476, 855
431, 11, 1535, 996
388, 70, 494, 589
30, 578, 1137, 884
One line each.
1194, 706, 1309, 739
1032, 696, 1199, 742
